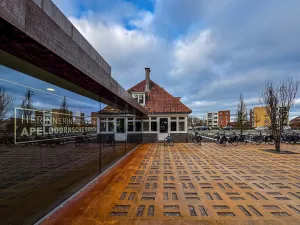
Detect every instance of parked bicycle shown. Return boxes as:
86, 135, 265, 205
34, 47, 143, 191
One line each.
285, 132, 300, 144
214, 132, 227, 146
192, 132, 202, 145
164, 134, 174, 146
49, 134, 66, 148
103, 134, 116, 146
0, 132, 14, 147
75, 132, 91, 147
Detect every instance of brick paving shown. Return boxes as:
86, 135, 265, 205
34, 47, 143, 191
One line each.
41, 143, 300, 225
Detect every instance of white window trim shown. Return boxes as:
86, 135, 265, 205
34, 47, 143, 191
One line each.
98, 115, 189, 134
132, 92, 146, 106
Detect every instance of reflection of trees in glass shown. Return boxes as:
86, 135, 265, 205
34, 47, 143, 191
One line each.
0, 85, 15, 121
60, 96, 72, 128
60, 96, 69, 114
19, 88, 35, 119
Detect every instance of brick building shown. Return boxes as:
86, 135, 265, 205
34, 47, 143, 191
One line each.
98, 68, 192, 142
218, 110, 230, 127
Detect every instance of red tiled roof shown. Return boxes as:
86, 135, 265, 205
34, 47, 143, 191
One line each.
99, 105, 125, 114
290, 116, 300, 123
100, 79, 192, 114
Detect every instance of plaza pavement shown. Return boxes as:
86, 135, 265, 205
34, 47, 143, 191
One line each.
41, 142, 300, 225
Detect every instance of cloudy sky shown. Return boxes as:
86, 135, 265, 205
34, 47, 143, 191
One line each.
1, 0, 299, 120
50, 0, 300, 119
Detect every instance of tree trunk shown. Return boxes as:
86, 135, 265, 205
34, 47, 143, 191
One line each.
275, 136, 280, 152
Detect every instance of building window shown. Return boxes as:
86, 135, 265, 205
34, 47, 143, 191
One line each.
127, 117, 133, 120
128, 121, 134, 132
171, 121, 177, 131
136, 121, 141, 132
179, 121, 185, 131
132, 94, 138, 102
143, 121, 149, 131
179, 117, 185, 120
138, 95, 144, 104
151, 117, 157, 120
171, 117, 177, 120
108, 122, 114, 132
100, 122, 106, 132
132, 93, 145, 105
151, 121, 157, 131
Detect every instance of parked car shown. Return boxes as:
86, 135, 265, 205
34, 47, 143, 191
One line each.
255, 126, 269, 131
283, 126, 291, 130
188, 127, 193, 131
223, 126, 233, 130
194, 126, 209, 131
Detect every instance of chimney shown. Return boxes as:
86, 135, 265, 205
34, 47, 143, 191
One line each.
145, 68, 151, 92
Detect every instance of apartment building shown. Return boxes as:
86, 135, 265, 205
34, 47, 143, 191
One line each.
207, 112, 218, 128
250, 106, 289, 128
218, 110, 230, 127
250, 107, 269, 127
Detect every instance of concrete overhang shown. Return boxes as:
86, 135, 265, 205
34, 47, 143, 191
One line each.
0, 0, 148, 116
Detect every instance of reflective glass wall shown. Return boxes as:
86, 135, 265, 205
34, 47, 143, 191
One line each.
0, 65, 142, 225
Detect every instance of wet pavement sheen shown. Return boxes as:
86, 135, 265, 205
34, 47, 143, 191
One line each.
42, 143, 300, 225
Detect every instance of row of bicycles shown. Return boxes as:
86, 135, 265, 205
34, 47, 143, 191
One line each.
0, 132, 95, 148
281, 132, 300, 145
212, 131, 300, 146
213, 131, 275, 146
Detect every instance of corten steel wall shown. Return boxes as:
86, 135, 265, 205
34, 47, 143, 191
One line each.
0, 0, 147, 116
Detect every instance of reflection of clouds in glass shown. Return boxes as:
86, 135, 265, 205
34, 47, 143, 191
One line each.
0, 66, 103, 119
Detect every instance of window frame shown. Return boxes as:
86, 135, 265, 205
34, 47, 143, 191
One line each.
132, 92, 145, 105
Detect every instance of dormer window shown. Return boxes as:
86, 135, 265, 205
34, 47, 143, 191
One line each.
132, 92, 145, 105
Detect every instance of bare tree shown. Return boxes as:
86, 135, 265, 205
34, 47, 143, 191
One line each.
260, 77, 299, 152
19, 89, 35, 119
60, 96, 69, 114
188, 116, 201, 128
0, 85, 15, 121
60, 96, 72, 128
236, 93, 248, 135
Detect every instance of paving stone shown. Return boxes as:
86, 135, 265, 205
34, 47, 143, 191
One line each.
42, 143, 300, 225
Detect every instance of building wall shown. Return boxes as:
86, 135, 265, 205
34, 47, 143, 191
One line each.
252, 107, 270, 127
218, 110, 230, 127
207, 112, 218, 128
97, 114, 189, 142
170, 133, 188, 142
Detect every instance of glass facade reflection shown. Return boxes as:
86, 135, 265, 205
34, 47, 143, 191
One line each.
0, 65, 142, 225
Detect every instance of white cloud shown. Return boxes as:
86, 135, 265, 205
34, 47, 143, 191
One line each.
170, 29, 216, 77
51, 0, 300, 117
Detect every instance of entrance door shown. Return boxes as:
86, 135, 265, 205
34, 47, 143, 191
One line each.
115, 118, 126, 141
158, 118, 169, 141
